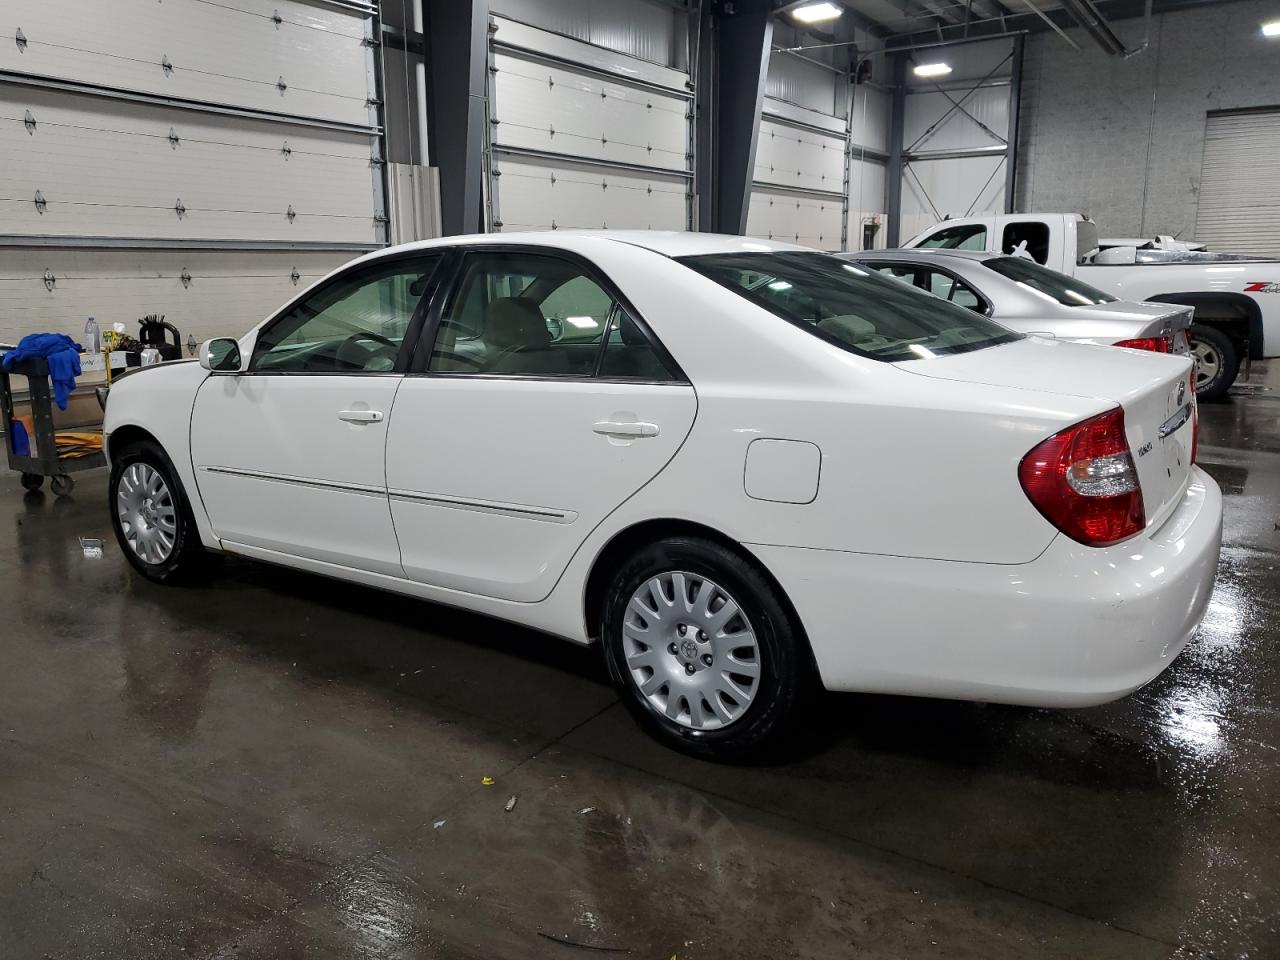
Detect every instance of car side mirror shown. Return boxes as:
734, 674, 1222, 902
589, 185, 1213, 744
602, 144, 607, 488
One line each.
200, 338, 243, 372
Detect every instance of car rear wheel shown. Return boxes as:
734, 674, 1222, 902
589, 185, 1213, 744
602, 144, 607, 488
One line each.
1190, 324, 1239, 402
601, 536, 804, 759
109, 440, 212, 584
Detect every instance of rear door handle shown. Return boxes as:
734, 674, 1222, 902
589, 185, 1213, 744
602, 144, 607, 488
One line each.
338, 409, 384, 423
593, 420, 659, 438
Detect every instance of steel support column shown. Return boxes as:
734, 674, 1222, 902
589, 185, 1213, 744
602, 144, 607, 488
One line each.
423, 0, 489, 236
885, 53, 907, 247
1005, 34, 1024, 212
699, 0, 772, 236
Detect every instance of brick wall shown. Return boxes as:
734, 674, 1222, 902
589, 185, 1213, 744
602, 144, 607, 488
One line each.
1016, 1, 1280, 238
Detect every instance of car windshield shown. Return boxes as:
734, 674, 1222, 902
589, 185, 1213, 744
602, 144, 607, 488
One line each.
679, 252, 1020, 362
982, 256, 1117, 306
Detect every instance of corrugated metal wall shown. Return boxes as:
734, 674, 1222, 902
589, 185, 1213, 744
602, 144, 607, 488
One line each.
490, 0, 685, 68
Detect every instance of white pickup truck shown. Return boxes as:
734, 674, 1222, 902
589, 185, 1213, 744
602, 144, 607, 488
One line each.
903, 213, 1280, 399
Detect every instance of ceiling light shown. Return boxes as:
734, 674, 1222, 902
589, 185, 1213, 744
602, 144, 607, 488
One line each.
913, 62, 953, 78
1263, 20, 1280, 37
790, 2, 843, 24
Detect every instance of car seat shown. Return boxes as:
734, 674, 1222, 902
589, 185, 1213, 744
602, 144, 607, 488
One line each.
485, 298, 571, 375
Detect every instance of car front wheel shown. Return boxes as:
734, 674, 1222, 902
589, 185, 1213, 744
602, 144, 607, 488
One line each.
601, 536, 805, 759
109, 440, 211, 584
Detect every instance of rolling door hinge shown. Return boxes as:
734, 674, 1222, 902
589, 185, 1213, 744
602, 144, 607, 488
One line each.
43, 269, 56, 291
162, 55, 174, 77
277, 77, 288, 95
174, 198, 186, 220
180, 268, 192, 289
290, 268, 300, 285
286, 205, 297, 223
24, 110, 36, 134
271, 10, 283, 27
282, 140, 292, 159
33, 189, 47, 214
15, 27, 27, 53
168, 127, 180, 149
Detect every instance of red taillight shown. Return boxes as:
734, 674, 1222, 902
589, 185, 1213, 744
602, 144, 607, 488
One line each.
1018, 407, 1146, 547
1114, 337, 1170, 353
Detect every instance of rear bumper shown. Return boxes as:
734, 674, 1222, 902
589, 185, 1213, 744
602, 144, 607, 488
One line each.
752, 467, 1223, 708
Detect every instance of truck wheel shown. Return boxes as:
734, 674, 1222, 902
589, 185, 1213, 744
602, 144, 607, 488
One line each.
1189, 325, 1238, 402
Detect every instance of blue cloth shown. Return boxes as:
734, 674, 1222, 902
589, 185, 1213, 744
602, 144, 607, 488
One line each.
1, 333, 83, 410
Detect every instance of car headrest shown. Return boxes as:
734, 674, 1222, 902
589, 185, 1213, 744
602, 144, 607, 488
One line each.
618, 313, 648, 346
486, 297, 550, 350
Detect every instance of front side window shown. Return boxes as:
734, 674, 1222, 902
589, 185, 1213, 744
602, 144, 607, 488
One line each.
428, 252, 676, 380
252, 256, 440, 372
918, 223, 988, 251
982, 256, 1117, 306
681, 252, 1020, 362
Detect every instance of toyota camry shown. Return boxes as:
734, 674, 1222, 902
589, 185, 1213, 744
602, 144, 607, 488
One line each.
102, 232, 1223, 757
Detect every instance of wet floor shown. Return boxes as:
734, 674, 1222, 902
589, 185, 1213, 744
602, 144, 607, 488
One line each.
1, 367, 1278, 960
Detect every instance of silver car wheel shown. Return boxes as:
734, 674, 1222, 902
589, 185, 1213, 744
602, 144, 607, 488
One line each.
1193, 338, 1220, 392
116, 462, 178, 564
622, 571, 761, 731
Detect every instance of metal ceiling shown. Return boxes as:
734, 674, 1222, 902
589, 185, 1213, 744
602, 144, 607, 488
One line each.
777, 0, 1249, 49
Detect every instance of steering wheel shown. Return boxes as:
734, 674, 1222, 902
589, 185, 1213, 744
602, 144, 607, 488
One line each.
336, 331, 399, 370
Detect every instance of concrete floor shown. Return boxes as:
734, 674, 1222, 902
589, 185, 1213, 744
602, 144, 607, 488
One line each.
1, 368, 1278, 960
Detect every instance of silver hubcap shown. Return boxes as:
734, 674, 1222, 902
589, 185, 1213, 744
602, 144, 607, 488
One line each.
622, 571, 761, 731
1192, 339, 1220, 391
116, 463, 177, 564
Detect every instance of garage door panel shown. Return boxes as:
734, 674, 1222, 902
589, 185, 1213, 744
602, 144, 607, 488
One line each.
747, 188, 844, 251
493, 52, 689, 172
754, 118, 845, 194
495, 156, 688, 232
3, 0, 371, 125
1, 86, 376, 243
1196, 110, 1280, 256
0, 249, 353, 345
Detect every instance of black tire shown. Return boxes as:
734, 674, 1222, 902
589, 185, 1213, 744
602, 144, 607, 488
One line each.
601, 536, 806, 760
1189, 324, 1239, 402
108, 439, 211, 584
20, 472, 43, 492
50, 474, 74, 497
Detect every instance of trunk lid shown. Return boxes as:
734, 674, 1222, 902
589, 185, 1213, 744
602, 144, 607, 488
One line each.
1073, 301, 1193, 352
897, 337, 1196, 531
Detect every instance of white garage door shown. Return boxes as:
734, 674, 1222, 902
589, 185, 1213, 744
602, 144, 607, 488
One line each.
487, 16, 692, 233
748, 99, 847, 251
1196, 109, 1280, 257
0, 0, 385, 346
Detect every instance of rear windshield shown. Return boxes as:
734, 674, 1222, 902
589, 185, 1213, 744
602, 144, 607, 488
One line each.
679, 252, 1021, 362
982, 256, 1117, 306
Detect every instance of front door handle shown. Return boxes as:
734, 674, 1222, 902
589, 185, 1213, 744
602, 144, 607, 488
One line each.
593, 420, 659, 438
338, 409, 384, 424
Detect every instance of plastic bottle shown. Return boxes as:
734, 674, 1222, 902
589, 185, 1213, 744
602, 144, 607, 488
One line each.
84, 317, 100, 353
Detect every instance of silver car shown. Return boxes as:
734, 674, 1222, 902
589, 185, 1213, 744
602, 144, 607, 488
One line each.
846, 249, 1192, 354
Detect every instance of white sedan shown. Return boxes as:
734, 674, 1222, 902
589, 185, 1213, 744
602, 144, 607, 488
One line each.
102, 232, 1223, 757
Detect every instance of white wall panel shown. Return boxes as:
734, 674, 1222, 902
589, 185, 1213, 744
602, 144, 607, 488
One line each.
754, 118, 845, 194
491, 0, 681, 68
0, 249, 349, 344
904, 86, 1010, 153
494, 156, 688, 231
492, 52, 689, 172
747, 189, 844, 251
2, 0, 371, 126
1, 86, 376, 244
848, 159, 888, 250
766, 52, 840, 117
851, 86, 890, 154
900, 155, 1006, 242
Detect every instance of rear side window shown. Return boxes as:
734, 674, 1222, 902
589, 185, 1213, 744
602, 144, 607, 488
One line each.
680, 252, 1020, 362
918, 223, 987, 251
1002, 222, 1051, 264
982, 256, 1117, 306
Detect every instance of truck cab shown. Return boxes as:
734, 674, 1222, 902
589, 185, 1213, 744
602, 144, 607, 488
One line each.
904, 213, 1280, 400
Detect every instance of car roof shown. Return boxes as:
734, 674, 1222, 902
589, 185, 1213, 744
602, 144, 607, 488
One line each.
357, 230, 815, 262
849, 248, 997, 263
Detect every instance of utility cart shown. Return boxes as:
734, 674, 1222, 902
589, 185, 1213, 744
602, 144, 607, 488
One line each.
1, 355, 106, 496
